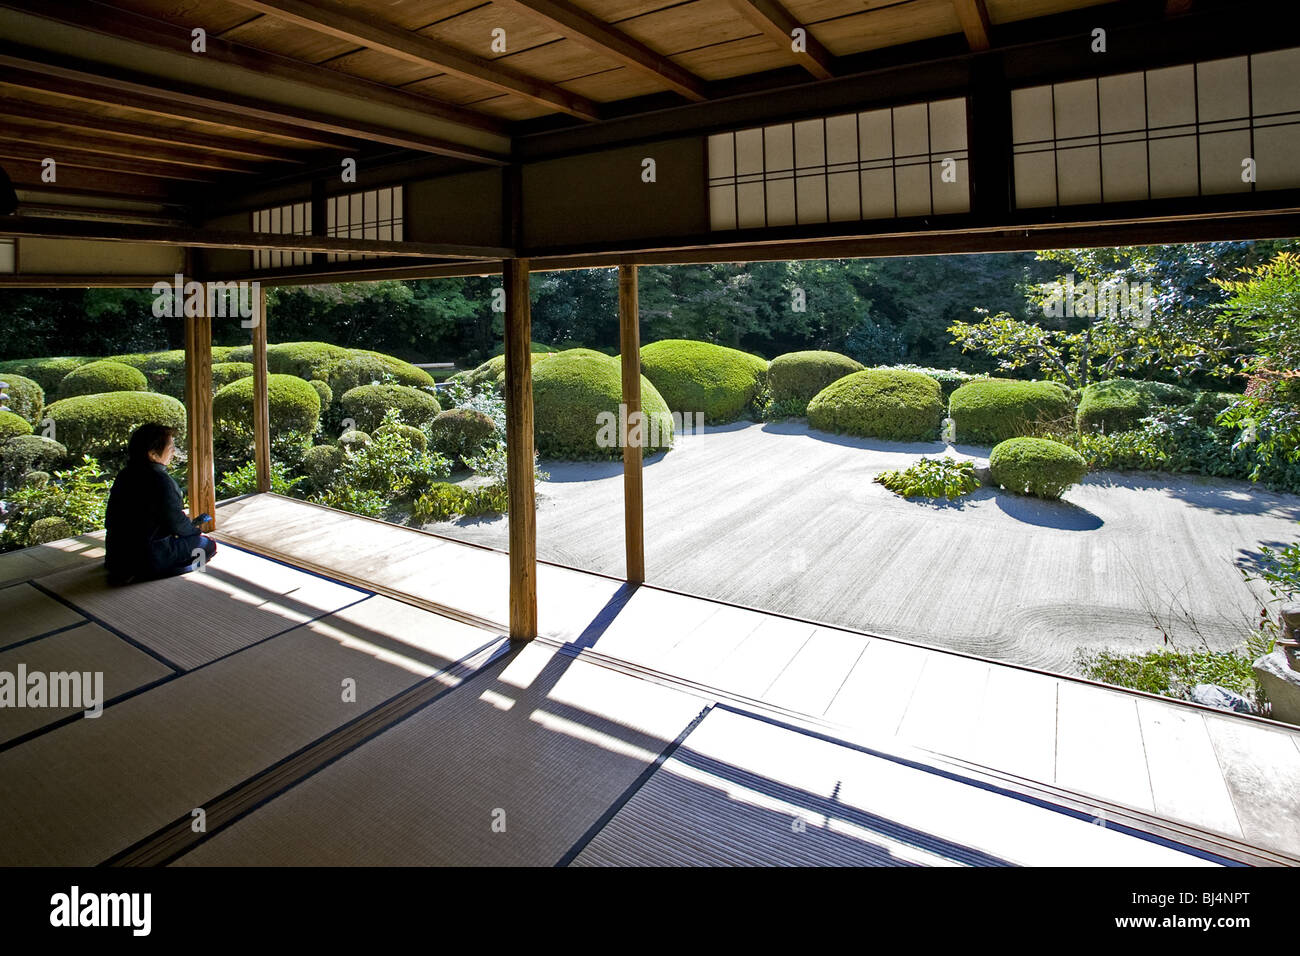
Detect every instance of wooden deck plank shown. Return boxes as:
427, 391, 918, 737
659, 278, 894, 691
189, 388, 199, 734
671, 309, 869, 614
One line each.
1137, 700, 1243, 839
971, 665, 1059, 783
583, 587, 722, 665
823, 636, 930, 737
659, 602, 770, 684
763, 626, 869, 716
896, 652, 993, 760
1205, 714, 1300, 856
1056, 682, 1154, 811
710, 615, 817, 700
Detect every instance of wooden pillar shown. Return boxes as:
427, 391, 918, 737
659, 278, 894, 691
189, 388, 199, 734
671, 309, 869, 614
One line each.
184, 296, 216, 531
503, 258, 537, 641
251, 284, 272, 493
619, 264, 645, 584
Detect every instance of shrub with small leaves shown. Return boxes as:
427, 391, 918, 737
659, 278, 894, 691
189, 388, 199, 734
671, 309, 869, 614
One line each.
412, 481, 510, 523
302, 444, 345, 492
0, 373, 44, 426
28, 516, 73, 545
216, 459, 304, 499
989, 437, 1088, 499
875, 456, 982, 500
0, 457, 109, 551
429, 407, 495, 466
0, 434, 67, 491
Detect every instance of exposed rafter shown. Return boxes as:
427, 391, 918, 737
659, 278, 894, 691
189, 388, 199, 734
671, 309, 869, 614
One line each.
221, 0, 603, 121
722, 0, 835, 80
0, 123, 271, 175
491, 0, 708, 102
952, 0, 992, 52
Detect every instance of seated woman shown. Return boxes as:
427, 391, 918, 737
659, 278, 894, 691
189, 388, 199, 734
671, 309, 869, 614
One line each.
105, 423, 217, 585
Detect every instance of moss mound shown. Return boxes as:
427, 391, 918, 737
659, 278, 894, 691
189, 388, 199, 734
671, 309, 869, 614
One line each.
0, 372, 44, 426
989, 437, 1088, 499
213, 374, 321, 437
948, 378, 1076, 444
768, 351, 864, 409
44, 392, 186, 461
339, 383, 441, 432
533, 349, 673, 459
59, 360, 149, 399
639, 339, 768, 424
212, 362, 255, 390
806, 369, 944, 441
452, 350, 556, 389
0, 409, 33, 440
1077, 378, 1194, 433
0, 357, 91, 399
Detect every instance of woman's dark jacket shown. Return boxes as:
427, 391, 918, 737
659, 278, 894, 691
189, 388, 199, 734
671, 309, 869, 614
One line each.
104, 460, 199, 581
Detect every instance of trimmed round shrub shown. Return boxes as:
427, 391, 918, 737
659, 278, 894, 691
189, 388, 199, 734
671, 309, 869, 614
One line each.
1, 434, 67, 486
882, 365, 983, 399
302, 444, 344, 490
339, 383, 440, 432
213, 374, 321, 437
1077, 378, 1194, 433
533, 349, 674, 459
989, 437, 1088, 499
44, 391, 186, 462
1188, 390, 1241, 426
948, 378, 1075, 444
429, 408, 496, 466
29, 516, 73, 545
453, 351, 555, 390
768, 351, 864, 409
806, 369, 944, 441
337, 429, 371, 452
0, 372, 44, 426
375, 421, 428, 454
0, 357, 91, 399
22, 471, 50, 489
222, 342, 436, 394
212, 362, 255, 390
308, 379, 333, 409
0, 410, 34, 440
107, 350, 189, 397
59, 360, 149, 398
640, 339, 769, 424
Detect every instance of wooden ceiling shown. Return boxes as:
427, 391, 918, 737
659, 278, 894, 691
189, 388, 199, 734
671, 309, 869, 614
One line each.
0, 0, 1128, 212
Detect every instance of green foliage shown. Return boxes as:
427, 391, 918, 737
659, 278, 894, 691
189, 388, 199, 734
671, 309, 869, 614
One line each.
639, 339, 769, 424
533, 349, 673, 459
28, 516, 73, 545
0, 435, 67, 491
302, 444, 344, 492
412, 482, 510, 523
216, 459, 304, 499
882, 365, 983, 398
105, 350, 191, 397
767, 350, 863, 413
308, 379, 332, 409
226, 341, 437, 395
59, 360, 149, 398
0, 457, 109, 551
988, 437, 1088, 499
875, 456, 981, 500
1076, 378, 1193, 433
213, 374, 322, 439
806, 368, 944, 441
948, 378, 1076, 444
44, 391, 186, 467
429, 407, 495, 466
0, 357, 90, 399
311, 410, 451, 516
339, 382, 441, 433
0, 373, 44, 426
212, 362, 255, 390
452, 351, 555, 389
0, 409, 32, 440
1078, 648, 1260, 706
375, 421, 428, 453
337, 429, 371, 451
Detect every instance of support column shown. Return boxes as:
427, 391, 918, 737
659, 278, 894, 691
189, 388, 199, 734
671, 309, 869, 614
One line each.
184, 297, 216, 531
503, 258, 537, 641
619, 264, 645, 584
251, 284, 272, 493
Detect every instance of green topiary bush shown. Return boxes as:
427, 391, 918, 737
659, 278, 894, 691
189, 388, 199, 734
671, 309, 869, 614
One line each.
429, 407, 496, 466
302, 444, 344, 491
0, 357, 91, 399
0, 372, 43, 427
59, 360, 149, 398
28, 516, 73, 545
533, 349, 674, 459
375, 421, 428, 454
768, 351, 864, 411
876, 456, 982, 500
106, 350, 190, 398
212, 362, 255, 390
948, 378, 1076, 444
337, 429, 371, 452
0, 410, 34, 440
44, 392, 186, 464
806, 368, 944, 441
308, 379, 332, 409
0, 435, 67, 488
881, 365, 984, 398
1077, 378, 1194, 433
451, 350, 555, 390
222, 342, 436, 395
213, 374, 321, 439
639, 339, 769, 424
339, 383, 440, 432
1188, 390, 1241, 426
989, 437, 1088, 499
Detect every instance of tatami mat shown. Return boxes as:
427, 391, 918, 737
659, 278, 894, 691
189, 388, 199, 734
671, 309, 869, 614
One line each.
0, 595, 499, 865
0, 534, 105, 588
173, 643, 708, 866
0, 622, 174, 745
36, 546, 367, 669
0, 581, 84, 647
571, 708, 1224, 867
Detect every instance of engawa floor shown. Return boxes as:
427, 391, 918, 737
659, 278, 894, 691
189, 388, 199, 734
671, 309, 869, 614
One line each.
0, 493, 1297, 866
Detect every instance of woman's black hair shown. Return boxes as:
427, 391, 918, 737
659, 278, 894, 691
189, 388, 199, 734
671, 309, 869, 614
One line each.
127, 423, 176, 464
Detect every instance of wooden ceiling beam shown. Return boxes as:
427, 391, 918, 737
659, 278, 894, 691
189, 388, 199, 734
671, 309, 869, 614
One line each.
0, 123, 273, 175
722, 0, 835, 80
0, 143, 226, 183
5, 164, 182, 201
0, 0, 506, 136
952, 0, 992, 52
221, 0, 602, 120
491, 0, 708, 101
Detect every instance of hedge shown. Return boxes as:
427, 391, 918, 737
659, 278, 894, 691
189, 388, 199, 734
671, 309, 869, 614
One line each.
223, 342, 435, 394
429, 407, 496, 466
0, 434, 67, 486
106, 350, 188, 397
58, 360, 149, 399
948, 378, 1076, 444
339, 383, 441, 432
768, 351, 864, 409
806, 369, 944, 441
302, 444, 344, 490
534, 349, 673, 459
44, 391, 186, 462
639, 339, 769, 424
0, 372, 43, 426
1077, 378, 1194, 433
375, 421, 428, 454
1188, 390, 1242, 426
0, 410, 33, 441
29, 517, 73, 545
213, 374, 321, 437
308, 379, 332, 409
882, 365, 984, 398
452, 351, 555, 389
0, 357, 90, 398
212, 362, 255, 390
989, 437, 1088, 499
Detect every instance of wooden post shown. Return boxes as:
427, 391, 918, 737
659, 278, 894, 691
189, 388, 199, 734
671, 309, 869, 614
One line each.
619, 264, 645, 584
503, 258, 537, 641
184, 294, 216, 531
251, 284, 272, 493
